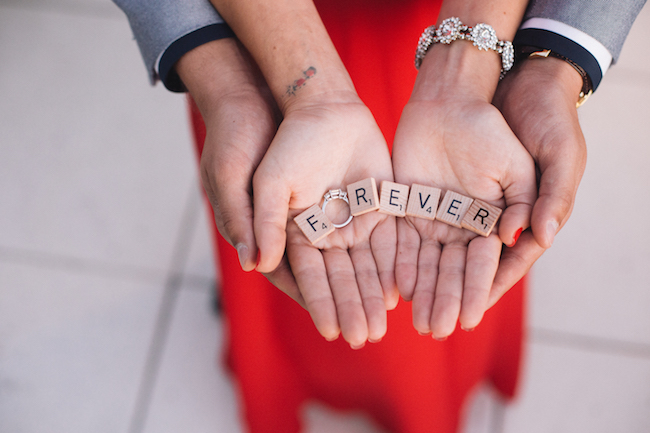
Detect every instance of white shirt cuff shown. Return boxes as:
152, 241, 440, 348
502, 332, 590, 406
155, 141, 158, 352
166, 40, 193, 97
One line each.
520, 17, 613, 76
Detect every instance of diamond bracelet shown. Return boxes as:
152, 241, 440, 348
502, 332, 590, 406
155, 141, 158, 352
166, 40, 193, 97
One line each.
414, 17, 514, 79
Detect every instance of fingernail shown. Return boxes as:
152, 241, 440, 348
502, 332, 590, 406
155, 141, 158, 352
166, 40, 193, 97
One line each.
508, 227, 523, 247
433, 335, 447, 341
546, 220, 559, 246
236, 243, 248, 270
351, 342, 366, 350
368, 338, 382, 344
418, 331, 432, 337
325, 334, 339, 342
461, 326, 475, 332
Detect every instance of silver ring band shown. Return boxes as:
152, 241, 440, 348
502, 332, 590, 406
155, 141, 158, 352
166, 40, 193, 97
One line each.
322, 189, 353, 228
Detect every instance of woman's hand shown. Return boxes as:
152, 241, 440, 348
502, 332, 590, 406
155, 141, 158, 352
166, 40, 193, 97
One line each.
204, 2, 397, 345
392, 41, 537, 339
253, 95, 398, 348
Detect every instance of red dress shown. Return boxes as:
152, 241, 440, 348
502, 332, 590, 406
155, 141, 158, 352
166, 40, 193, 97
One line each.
189, 1, 526, 431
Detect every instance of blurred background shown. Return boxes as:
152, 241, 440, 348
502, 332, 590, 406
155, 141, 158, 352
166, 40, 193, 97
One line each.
1, 1, 649, 432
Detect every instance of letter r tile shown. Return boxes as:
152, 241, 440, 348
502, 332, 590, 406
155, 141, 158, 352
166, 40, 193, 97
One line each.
461, 199, 502, 236
406, 183, 442, 220
347, 178, 380, 216
378, 181, 409, 217
435, 190, 474, 227
294, 204, 335, 245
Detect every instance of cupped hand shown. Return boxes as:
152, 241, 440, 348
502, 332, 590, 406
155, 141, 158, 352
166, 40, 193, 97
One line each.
392, 95, 537, 339
490, 56, 587, 307
252, 95, 398, 348
178, 39, 279, 273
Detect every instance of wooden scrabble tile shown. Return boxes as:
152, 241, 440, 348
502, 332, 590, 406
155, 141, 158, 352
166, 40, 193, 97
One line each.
294, 204, 335, 244
461, 199, 502, 236
346, 178, 380, 216
406, 183, 442, 220
378, 181, 409, 217
435, 190, 474, 228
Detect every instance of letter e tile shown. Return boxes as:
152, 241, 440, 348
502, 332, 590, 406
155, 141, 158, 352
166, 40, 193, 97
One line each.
379, 181, 409, 217
435, 190, 474, 227
406, 183, 442, 220
347, 178, 380, 216
461, 199, 502, 236
294, 204, 335, 244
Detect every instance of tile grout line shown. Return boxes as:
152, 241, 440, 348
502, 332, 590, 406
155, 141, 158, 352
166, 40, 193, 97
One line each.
127, 185, 201, 433
0, 245, 165, 285
531, 327, 650, 360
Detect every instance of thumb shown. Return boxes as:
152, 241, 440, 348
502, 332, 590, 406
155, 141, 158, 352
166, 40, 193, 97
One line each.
531, 149, 585, 248
200, 168, 259, 272
253, 170, 292, 273
498, 151, 537, 247
216, 190, 259, 272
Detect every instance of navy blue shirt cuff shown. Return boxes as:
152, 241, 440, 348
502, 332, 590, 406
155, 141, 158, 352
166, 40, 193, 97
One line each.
159, 23, 235, 93
514, 28, 603, 91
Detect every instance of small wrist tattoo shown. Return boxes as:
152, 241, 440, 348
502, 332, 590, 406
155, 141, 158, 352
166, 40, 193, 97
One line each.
286, 67, 317, 96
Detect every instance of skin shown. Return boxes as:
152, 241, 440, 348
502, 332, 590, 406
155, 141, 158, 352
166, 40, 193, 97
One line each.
392, 1, 533, 339
490, 55, 586, 307
178, 0, 589, 345
209, 0, 398, 348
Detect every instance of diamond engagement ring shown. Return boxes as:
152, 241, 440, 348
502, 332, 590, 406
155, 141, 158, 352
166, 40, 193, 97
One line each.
322, 189, 353, 228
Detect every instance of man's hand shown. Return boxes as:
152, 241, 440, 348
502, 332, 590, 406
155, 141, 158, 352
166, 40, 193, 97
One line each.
491, 56, 587, 306
177, 39, 307, 301
178, 38, 278, 272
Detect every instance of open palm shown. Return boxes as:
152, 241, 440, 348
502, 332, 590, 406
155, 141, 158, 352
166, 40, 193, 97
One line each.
253, 99, 397, 348
392, 97, 537, 339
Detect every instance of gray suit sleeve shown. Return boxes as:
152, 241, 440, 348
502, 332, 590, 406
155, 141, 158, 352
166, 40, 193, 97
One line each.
113, 0, 227, 87
524, 0, 647, 61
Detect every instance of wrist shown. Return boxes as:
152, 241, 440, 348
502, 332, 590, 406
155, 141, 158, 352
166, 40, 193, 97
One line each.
414, 40, 502, 103
176, 39, 269, 115
517, 47, 593, 107
277, 63, 359, 115
212, 0, 357, 114
496, 55, 583, 113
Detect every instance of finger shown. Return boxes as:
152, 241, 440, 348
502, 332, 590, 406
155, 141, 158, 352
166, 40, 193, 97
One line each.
210, 185, 259, 272
323, 248, 369, 349
395, 218, 421, 302
430, 242, 466, 339
499, 152, 537, 248
370, 215, 399, 310
200, 148, 260, 271
350, 240, 388, 343
531, 149, 585, 248
252, 170, 291, 273
488, 230, 545, 308
459, 234, 502, 330
410, 235, 442, 336
287, 237, 340, 341
262, 254, 305, 309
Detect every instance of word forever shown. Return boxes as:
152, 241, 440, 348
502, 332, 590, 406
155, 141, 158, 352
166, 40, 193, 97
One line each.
295, 178, 502, 244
